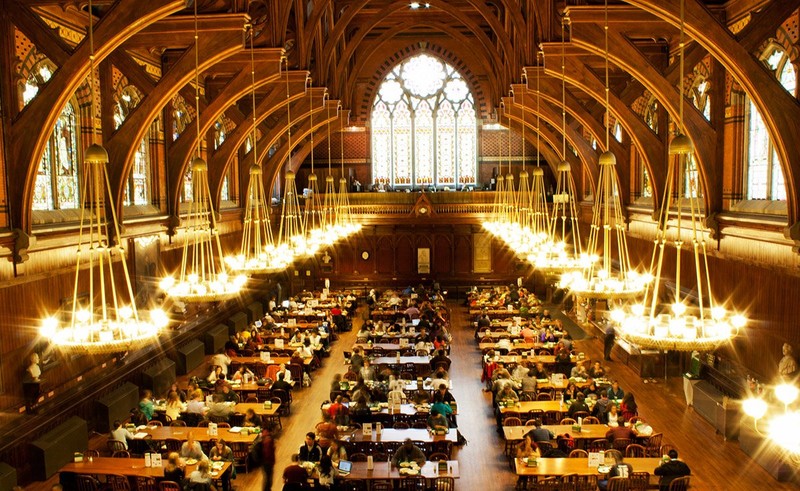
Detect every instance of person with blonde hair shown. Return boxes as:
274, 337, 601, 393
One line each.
163, 452, 185, 484
188, 459, 217, 490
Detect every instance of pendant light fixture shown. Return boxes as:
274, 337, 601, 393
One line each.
611, 0, 745, 350
304, 81, 330, 252
334, 118, 361, 237
276, 58, 313, 259
226, 23, 290, 274
40, 0, 168, 353
320, 101, 339, 241
160, 1, 247, 301
529, 47, 583, 275
558, 10, 651, 299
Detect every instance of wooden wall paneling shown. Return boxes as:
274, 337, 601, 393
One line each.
395, 235, 414, 275
433, 233, 452, 275
376, 234, 395, 274
454, 234, 472, 273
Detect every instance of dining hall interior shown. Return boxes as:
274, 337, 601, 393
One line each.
0, 0, 800, 489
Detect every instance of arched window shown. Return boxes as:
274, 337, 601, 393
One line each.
114, 85, 142, 129
214, 118, 227, 150
171, 95, 192, 141
22, 59, 55, 106
33, 102, 79, 210
124, 120, 157, 206
641, 169, 652, 198
692, 77, 711, 121
746, 45, 794, 200
614, 122, 623, 142
371, 54, 476, 187
644, 97, 658, 133
182, 167, 193, 203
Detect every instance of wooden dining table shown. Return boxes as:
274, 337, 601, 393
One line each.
500, 400, 566, 414
233, 402, 281, 416
338, 460, 460, 480
345, 428, 457, 445
503, 424, 611, 443
513, 457, 663, 481
59, 457, 231, 485
230, 355, 313, 366
371, 356, 432, 367
136, 426, 258, 444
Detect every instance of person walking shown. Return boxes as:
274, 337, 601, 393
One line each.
603, 323, 616, 361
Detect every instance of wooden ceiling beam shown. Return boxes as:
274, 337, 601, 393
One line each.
626, 0, 800, 230
6, 0, 185, 234
107, 14, 248, 218
123, 13, 250, 48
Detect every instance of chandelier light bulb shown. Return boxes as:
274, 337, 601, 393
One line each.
742, 398, 768, 420
671, 302, 687, 316
775, 384, 800, 406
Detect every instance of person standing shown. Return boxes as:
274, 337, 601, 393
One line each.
603, 324, 616, 361
257, 425, 276, 491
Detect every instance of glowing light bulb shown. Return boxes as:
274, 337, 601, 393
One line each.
742, 398, 768, 420
775, 384, 799, 405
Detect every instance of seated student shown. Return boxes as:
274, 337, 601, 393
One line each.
567, 393, 590, 417
387, 386, 407, 406
605, 417, 635, 443
316, 413, 339, 450
206, 394, 234, 422
430, 368, 449, 390
412, 388, 431, 405
327, 440, 348, 467
427, 408, 450, 432
243, 408, 262, 428
186, 390, 206, 415
219, 384, 239, 403
654, 449, 691, 491
110, 420, 135, 449
180, 432, 208, 461
275, 363, 293, 385
282, 454, 309, 486
209, 439, 234, 491
528, 420, 555, 443
162, 452, 185, 485
496, 385, 520, 405
299, 432, 322, 462
607, 381, 625, 400
532, 362, 549, 380
598, 450, 633, 491
588, 361, 606, 379
392, 439, 426, 467
271, 372, 293, 393
516, 432, 541, 459
139, 390, 155, 422
570, 361, 589, 379
231, 365, 254, 383
165, 391, 183, 422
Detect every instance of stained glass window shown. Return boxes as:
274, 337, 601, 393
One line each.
171, 96, 191, 141
692, 78, 711, 122
371, 54, 476, 187
221, 176, 230, 201
746, 45, 793, 200
33, 102, 79, 210
214, 119, 227, 150
114, 86, 142, 129
124, 134, 151, 206
641, 169, 652, 198
182, 167, 193, 203
23, 60, 54, 106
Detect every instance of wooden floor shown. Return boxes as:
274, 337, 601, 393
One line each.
25, 299, 799, 490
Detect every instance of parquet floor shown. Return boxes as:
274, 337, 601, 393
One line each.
24, 299, 799, 490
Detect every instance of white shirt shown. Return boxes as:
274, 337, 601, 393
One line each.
211, 354, 231, 375
111, 427, 135, 449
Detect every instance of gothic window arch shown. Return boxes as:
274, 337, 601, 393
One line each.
644, 97, 658, 133
22, 59, 55, 107
171, 95, 192, 141
745, 43, 795, 201
33, 101, 80, 210
114, 85, 143, 129
371, 54, 477, 188
692, 77, 711, 121
124, 120, 158, 206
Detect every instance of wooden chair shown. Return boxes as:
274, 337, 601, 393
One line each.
230, 441, 251, 473
667, 476, 690, 491
629, 471, 650, 491
164, 438, 182, 453
271, 388, 292, 415
169, 420, 187, 427
244, 394, 258, 403
159, 482, 182, 491
628, 416, 645, 424
536, 441, 553, 455
148, 420, 163, 427
393, 421, 410, 429
582, 416, 600, 424
230, 412, 245, 427
625, 444, 646, 458
660, 443, 677, 456
216, 422, 231, 428
135, 477, 158, 491
527, 478, 561, 490
197, 420, 210, 428
373, 452, 390, 462
432, 476, 455, 491
84, 449, 100, 458
75, 475, 100, 491
536, 392, 553, 401
267, 396, 284, 428
503, 417, 523, 427
612, 438, 632, 452
525, 419, 539, 426
111, 450, 131, 458
587, 439, 608, 452
568, 449, 588, 458
428, 452, 449, 461
543, 411, 561, 425
107, 474, 131, 490
562, 474, 598, 491
398, 475, 427, 491
559, 418, 576, 425
644, 433, 663, 457
257, 386, 272, 402
349, 452, 368, 462
107, 439, 127, 453
572, 411, 590, 420
606, 476, 630, 491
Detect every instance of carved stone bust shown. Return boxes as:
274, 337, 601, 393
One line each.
778, 343, 798, 377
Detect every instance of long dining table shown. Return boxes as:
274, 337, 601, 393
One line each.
513, 457, 663, 484
136, 426, 258, 444
59, 457, 231, 487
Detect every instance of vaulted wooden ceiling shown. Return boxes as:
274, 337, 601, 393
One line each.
4, 0, 800, 234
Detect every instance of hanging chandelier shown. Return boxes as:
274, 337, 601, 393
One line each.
332, 118, 362, 237
160, 1, 246, 301
303, 84, 331, 252
608, 0, 744, 350
40, 0, 168, 354
226, 23, 290, 275
742, 383, 800, 461
482, 110, 515, 238
558, 12, 650, 300
528, 49, 583, 276
274, 57, 315, 260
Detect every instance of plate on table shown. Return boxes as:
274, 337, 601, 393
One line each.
185, 458, 198, 465
597, 465, 610, 474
